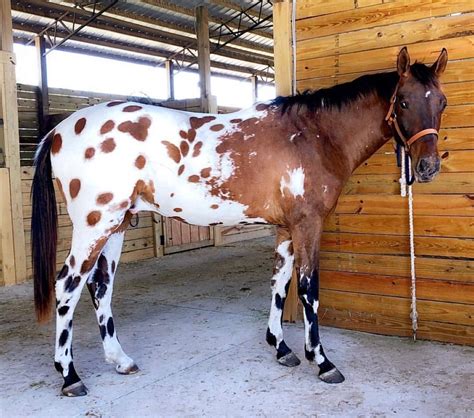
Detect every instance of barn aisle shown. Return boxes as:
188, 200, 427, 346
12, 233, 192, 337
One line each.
0, 237, 472, 417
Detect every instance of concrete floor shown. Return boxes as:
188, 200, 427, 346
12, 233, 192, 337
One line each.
0, 237, 473, 418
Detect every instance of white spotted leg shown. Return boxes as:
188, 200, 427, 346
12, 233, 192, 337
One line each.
291, 219, 344, 384
86, 231, 138, 375
54, 227, 112, 397
266, 227, 301, 367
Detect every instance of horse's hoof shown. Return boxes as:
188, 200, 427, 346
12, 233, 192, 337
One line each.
277, 352, 301, 367
62, 381, 88, 397
116, 363, 140, 375
319, 367, 345, 384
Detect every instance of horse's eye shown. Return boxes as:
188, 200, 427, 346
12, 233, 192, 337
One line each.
400, 101, 409, 109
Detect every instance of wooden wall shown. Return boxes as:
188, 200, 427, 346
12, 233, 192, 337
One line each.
295, 0, 473, 345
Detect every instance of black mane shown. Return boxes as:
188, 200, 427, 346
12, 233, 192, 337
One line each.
272, 63, 437, 114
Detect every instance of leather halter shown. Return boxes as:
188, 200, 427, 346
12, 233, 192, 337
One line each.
385, 80, 438, 149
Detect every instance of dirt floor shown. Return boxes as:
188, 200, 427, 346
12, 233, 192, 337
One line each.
0, 236, 473, 417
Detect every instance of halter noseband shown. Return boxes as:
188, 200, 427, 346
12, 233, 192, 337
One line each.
384, 80, 439, 149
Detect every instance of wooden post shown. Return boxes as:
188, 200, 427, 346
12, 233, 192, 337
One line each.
274, 0, 300, 322
165, 59, 175, 100
250, 75, 258, 103
35, 35, 49, 137
0, 0, 27, 285
152, 215, 165, 257
273, 0, 293, 96
195, 5, 213, 113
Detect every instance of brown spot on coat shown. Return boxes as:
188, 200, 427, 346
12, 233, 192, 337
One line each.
170, 193, 175, 197
174, 208, 183, 212
256, 103, 269, 111
80, 236, 108, 274
100, 120, 115, 135
69, 255, 76, 268
180, 141, 189, 157
52, 133, 62, 154
107, 101, 125, 107
179, 130, 187, 139
101, 138, 116, 153
162, 141, 181, 163
200, 167, 212, 178
187, 129, 196, 142
118, 117, 151, 141
230, 118, 242, 123
211, 204, 219, 209
123, 105, 142, 112
192, 141, 203, 157
97, 193, 114, 205
129, 179, 156, 208
210, 124, 224, 131
75, 118, 87, 134
190, 115, 216, 129
188, 175, 200, 183
135, 155, 146, 169
178, 164, 185, 176
87, 211, 102, 226
69, 179, 81, 199
85, 147, 95, 159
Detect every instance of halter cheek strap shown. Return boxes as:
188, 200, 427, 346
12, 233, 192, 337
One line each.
385, 81, 439, 148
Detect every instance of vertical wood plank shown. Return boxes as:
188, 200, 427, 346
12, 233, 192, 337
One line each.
0, 0, 27, 284
274, 0, 301, 322
273, 0, 293, 96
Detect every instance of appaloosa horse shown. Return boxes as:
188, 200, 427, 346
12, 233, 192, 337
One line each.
32, 47, 448, 396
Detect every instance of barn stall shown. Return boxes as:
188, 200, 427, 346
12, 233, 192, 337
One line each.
0, 0, 473, 416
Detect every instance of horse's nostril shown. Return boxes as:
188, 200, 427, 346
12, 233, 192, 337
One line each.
418, 158, 429, 173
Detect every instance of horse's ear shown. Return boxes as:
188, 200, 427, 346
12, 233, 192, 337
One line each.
397, 47, 410, 77
431, 48, 448, 77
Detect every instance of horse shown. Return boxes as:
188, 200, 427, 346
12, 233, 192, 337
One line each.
31, 47, 448, 396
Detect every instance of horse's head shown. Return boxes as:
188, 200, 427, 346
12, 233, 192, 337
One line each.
388, 47, 448, 183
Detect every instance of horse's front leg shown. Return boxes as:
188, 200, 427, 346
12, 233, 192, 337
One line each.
292, 218, 345, 384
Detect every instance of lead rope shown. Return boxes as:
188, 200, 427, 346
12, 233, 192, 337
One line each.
399, 145, 418, 340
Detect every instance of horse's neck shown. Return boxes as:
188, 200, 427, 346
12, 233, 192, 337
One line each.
326, 93, 392, 176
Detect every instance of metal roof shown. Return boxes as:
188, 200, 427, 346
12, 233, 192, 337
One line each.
11, 0, 274, 83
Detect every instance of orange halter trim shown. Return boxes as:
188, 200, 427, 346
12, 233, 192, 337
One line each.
385, 81, 438, 149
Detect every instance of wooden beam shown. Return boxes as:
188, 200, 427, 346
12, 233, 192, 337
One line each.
196, 5, 213, 113
273, 0, 293, 96
35, 35, 49, 137
274, 0, 300, 322
165, 60, 175, 100
250, 75, 258, 103
0, 0, 27, 284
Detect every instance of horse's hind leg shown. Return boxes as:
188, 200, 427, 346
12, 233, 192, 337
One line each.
54, 228, 111, 396
86, 231, 138, 374
266, 227, 301, 367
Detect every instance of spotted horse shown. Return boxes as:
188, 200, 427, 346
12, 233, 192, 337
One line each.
32, 48, 448, 396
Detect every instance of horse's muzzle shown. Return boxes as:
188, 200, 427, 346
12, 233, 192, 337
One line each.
415, 156, 441, 183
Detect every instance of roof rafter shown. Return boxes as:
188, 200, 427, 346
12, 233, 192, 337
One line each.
12, 0, 273, 67
141, 0, 273, 40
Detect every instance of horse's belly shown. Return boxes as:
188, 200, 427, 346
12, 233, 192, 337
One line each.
142, 174, 266, 227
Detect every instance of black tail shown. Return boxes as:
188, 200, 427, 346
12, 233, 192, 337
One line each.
32, 131, 58, 322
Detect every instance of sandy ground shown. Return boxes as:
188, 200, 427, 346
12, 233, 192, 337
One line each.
0, 237, 473, 417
